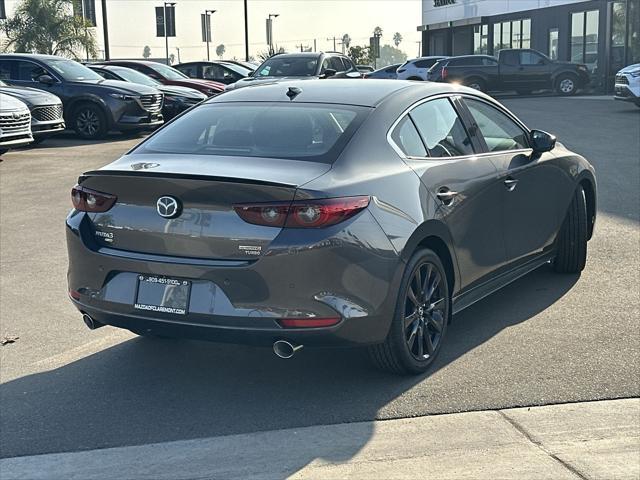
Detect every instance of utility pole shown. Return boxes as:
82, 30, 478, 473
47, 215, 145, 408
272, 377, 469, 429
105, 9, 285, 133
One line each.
101, 0, 110, 60
416, 41, 422, 57
176, 46, 181, 63
204, 9, 216, 61
296, 43, 308, 52
313, 39, 317, 52
326, 36, 337, 51
244, 0, 249, 61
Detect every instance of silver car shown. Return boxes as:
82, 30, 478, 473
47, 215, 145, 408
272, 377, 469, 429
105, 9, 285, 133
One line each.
0, 93, 32, 155
66, 80, 596, 375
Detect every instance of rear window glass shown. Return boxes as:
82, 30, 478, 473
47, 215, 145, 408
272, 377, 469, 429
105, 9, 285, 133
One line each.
136, 103, 369, 164
255, 57, 318, 77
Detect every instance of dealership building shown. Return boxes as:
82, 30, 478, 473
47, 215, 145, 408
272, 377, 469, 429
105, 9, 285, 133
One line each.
418, 0, 640, 90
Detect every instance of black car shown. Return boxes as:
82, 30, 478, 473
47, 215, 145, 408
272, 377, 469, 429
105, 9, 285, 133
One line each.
174, 61, 252, 85
427, 49, 590, 95
225, 52, 361, 91
89, 65, 206, 120
0, 54, 164, 139
0, 79, 65, 142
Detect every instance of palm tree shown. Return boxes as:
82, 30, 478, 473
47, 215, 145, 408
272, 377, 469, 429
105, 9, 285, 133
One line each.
373, 26, 383, 38
393, 32, 403, 47
0, 0, 97, 58
341, 34, 351, 51
215, 44, 226, 59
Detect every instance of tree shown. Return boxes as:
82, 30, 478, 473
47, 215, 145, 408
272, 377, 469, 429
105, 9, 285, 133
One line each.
215, 44, 225, 59
373, 26, 383, 38
142, 45, 151, 59
348, 45, 372, 66
393, 32, 403, 47
378, 44, 407, 68
0, 0, 97, 58
341, 34, 351, 51
168, 53, 175, 65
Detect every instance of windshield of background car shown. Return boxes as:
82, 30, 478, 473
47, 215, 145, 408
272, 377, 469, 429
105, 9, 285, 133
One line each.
111, 67, 159, 87
47, 59, 103, 81
255, 57, 318, 77
220, 62, 252, 76
135, 102, 370, 163
150, 64, 189, 80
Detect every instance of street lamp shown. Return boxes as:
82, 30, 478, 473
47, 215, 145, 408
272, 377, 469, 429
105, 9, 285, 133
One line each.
163, 1, 176, 65
268, 13, 279, 54
204, 9, 217, 61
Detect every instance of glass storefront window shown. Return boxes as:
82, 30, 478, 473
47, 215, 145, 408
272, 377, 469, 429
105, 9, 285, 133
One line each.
522, 19, 531, 49
549, 28, 559, 60
502, 21, 511, 50
627, 0, 640, 63
512, 21, 521, 49
493, 23, 501, 53
571, 10, 599, 73
474, 24, 488, 54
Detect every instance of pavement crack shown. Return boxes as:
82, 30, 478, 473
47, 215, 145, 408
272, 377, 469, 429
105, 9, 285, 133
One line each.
497, 410, 590, 480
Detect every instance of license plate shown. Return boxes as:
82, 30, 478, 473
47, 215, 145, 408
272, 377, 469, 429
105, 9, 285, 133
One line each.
134, 275, 191, 315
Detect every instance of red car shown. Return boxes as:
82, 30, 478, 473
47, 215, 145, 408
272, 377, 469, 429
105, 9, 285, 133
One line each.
98, 60, 224, 96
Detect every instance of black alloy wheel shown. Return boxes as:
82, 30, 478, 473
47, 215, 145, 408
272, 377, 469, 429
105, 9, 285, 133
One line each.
73, 103, 107, 140
369, 248, 450, 375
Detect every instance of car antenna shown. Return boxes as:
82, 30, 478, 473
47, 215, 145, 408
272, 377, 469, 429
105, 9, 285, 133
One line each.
286, 86, 302, 100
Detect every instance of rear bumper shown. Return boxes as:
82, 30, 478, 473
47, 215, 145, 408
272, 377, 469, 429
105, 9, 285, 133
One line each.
66, 210, 403, 346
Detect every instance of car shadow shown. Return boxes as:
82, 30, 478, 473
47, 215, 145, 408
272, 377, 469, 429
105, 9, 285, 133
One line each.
0, 264, 579, 477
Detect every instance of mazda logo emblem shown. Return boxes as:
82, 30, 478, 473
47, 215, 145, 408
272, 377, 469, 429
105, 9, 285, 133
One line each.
156, 196, 181, 219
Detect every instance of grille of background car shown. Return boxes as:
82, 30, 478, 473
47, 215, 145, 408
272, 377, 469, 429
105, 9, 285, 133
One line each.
0, 111, 31, 133
140, 94, 163, 112
615, 74, 629, 85
31, 104, 63, 122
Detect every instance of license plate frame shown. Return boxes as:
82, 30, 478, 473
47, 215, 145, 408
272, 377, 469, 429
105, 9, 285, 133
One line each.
134, 275, 192, 315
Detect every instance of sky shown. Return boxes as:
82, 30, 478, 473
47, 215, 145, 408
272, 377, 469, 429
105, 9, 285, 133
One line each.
3, 0, 422, 61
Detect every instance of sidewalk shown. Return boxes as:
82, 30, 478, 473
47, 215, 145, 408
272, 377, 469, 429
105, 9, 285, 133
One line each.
1, 398, 638, 480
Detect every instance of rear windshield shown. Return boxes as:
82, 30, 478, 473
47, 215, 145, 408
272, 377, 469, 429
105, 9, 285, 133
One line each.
136, 102, 370, 163
255, 57, 318, 77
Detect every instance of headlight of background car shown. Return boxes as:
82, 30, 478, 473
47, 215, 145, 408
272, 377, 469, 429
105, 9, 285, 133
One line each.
109, 93, 139, 101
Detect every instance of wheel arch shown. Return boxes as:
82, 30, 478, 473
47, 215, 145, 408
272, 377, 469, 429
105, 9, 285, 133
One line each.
401, 220, 460, 297
64, 96, 113, 126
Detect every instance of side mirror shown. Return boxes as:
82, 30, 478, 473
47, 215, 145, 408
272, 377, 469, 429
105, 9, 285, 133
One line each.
321, 68, 337, 79
37, 74, 55, 85
530, 129, 556, 153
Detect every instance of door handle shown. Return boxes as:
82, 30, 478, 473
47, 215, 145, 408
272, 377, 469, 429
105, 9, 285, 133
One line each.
504, 178, 519, 191
436, 187, 458, 205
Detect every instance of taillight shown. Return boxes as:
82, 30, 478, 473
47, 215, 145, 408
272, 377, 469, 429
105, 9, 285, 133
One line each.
442, 67, 448, 80
71, 185, 117, 212
233, 196, 370, 228
277, 317, 340, 328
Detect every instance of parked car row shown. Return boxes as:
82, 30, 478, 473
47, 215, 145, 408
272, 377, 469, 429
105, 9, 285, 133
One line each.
363, 49, 592, 96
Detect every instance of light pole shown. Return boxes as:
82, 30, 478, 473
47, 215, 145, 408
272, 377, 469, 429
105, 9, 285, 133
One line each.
101, 0, 110, 60
164, 2, 176, 65
244, 0, 249, 61
204, 9, 216, 61
268, 13, 279, 54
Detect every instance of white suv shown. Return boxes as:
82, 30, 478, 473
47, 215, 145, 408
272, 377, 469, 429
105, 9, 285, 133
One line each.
614, 63, 640, 107
0, 93, 33, 156
396, 56, 447, 81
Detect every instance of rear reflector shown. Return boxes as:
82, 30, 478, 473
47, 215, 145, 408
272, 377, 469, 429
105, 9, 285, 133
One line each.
234, 196, 370, 228
71, 185, 117, 213
277, 317, 340, 328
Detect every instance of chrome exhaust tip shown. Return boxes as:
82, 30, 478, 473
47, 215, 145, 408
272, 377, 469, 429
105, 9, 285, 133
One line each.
273, 340, 303, 359
82, 313, 104, 330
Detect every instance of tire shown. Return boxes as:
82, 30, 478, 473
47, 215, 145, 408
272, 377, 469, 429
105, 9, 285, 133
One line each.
554, 186, 588, 273
465, 77, 486, 92
555, 74, 578, 96
368, 249, 450, 375
72, 103, 108, 139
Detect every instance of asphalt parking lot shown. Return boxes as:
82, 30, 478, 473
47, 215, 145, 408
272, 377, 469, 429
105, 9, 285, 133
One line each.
0, 95, 638, 460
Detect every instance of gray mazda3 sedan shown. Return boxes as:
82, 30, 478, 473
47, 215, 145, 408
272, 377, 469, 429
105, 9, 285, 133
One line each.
66, 79, 596, 375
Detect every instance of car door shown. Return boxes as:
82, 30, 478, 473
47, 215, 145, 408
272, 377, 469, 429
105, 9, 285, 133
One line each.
497, 50, 520, 89
460, 96, 570, 265
518, 50, 552, 90
393, 95, 508, 290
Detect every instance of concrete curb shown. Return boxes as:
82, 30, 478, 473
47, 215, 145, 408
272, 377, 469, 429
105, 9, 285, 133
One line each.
1, 398, 638, 480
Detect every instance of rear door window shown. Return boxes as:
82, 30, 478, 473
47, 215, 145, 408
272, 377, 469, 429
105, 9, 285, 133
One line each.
177, 64, 197, 78
409, 98, 474, 158
136, 102, 370, 164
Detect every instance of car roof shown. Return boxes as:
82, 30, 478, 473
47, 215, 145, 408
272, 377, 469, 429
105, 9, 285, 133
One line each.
211, 78, 474, 108
0, 53, 69, 61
